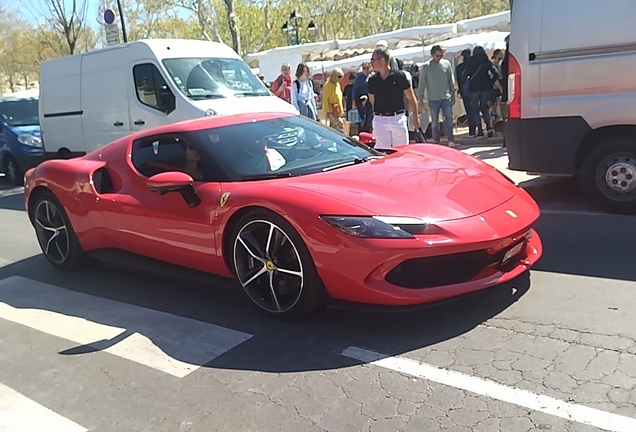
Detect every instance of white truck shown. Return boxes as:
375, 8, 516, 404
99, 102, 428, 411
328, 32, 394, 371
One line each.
39, 38, 297, 159
505, 0, 636, 213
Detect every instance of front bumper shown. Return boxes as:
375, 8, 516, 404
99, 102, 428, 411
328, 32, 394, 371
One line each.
15, 152, 45, 172
311, 193, 543, 306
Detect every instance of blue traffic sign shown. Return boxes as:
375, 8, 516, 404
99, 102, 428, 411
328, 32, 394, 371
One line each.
104, 9, 116, 25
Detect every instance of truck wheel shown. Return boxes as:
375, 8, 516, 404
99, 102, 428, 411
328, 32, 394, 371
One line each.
581, 136, 636, 214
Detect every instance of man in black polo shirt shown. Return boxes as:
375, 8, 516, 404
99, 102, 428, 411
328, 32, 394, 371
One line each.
368, 46, 420, 147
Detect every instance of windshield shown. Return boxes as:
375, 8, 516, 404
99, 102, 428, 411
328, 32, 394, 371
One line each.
195, 115, 383, 181
163, 57, 270, 100
0, 99, 39, 127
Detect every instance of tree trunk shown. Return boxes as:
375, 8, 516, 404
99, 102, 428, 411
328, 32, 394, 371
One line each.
223, 0, 241, 55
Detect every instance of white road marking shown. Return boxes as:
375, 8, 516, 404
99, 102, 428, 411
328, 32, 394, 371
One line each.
0, 382, 87, 432
0, 276, 252, 378
342, 346, 636, 432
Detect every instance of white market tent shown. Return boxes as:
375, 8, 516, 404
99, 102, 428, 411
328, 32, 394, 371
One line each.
308, 31, 509, 76
247, 11, 510, 82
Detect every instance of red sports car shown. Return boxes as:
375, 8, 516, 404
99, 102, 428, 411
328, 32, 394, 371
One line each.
24, 112, 542, 318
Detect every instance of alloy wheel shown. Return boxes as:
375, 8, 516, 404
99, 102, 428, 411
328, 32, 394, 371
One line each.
34, 200, 70, 265
233, 219, 304, 314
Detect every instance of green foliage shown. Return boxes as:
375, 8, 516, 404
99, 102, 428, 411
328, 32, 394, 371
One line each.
0, 0, 510, 90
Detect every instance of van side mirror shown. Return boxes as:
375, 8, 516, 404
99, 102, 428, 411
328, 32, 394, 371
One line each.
158, 85, 176, 114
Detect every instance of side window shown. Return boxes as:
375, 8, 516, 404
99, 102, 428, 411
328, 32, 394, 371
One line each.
133, 64, 176, 114
131, 135, 205, 181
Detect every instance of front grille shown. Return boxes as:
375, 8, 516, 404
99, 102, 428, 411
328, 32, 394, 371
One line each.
386, 241, 527, 289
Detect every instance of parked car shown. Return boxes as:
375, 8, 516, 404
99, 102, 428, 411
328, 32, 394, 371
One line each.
38, 38, 297, 160
0, 90, 43, 185
24, 112, 542, 319
505, 0, 636, 213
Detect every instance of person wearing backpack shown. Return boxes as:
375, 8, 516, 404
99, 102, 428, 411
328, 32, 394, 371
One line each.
290, 63, 318, 120
461, 46, 502, 138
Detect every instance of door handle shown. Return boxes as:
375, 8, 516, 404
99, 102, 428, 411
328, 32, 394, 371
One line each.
114, 121, 124, 127
134, 120, 145, 126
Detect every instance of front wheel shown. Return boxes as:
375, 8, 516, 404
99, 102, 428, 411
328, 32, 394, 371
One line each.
581, 136, 636, 214
230, 210, 327, 319
31, 191, 87, 270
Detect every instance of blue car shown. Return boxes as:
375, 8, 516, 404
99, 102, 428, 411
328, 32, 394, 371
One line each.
0, 94, 43, 185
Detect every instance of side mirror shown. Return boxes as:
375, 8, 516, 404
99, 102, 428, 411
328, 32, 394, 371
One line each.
158, 85, 176, 114
147, 171, 200, 207
358, 132, 376, 148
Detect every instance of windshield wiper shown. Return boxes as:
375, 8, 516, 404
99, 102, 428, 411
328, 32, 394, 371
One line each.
190, 94, 226, 100
235, 92, 269, 97
241, 172, 294, 181
322, 156, 382, 172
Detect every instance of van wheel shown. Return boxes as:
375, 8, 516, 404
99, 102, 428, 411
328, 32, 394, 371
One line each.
4, 156, 23, 186
581, 136, 636, 214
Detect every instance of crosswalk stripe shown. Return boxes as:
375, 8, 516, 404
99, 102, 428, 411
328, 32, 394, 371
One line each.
0, 382, 87, 431
0, 276, 253, 378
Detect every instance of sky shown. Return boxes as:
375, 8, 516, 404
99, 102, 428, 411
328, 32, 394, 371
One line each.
17, 0, 192, 31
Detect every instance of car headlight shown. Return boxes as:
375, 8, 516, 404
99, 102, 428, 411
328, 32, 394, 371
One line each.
320, 216, 434, 239
18, 134, 42, 147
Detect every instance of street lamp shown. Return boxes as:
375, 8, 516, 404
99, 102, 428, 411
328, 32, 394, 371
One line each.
281, 11, 317, 45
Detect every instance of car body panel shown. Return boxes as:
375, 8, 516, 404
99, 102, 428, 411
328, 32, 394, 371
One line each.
25, 113, 542, 308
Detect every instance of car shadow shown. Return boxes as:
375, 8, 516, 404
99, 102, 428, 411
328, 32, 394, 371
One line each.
533, 211, 636, 282
0, 253, 531, 374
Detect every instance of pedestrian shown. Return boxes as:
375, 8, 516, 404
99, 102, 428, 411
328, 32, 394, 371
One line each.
456, 48, 477, 137
343, 73, 355, 116
322, 68, 345, 132
462, 46, 502, 138
352, 62, 373, 133
271, 63, 293, 103
417, 45, 458, 147
368, 46, 420, 147
290, 63, 318, 120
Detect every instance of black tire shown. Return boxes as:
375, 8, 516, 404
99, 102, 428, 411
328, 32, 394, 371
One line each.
581, 136, 636, 214
31, 191, 87, 271
229, 209, 327, 319
4, 155, 23, 186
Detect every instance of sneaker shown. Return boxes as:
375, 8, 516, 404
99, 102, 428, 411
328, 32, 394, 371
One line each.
487, 130, 494, 138
448, 141, 460, 148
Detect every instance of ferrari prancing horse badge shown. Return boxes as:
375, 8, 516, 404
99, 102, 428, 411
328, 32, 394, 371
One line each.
220, 192, 231, 207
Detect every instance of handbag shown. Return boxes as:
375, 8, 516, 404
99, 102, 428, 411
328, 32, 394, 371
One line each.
347, 109, 361, 124
409, 127, 428, 143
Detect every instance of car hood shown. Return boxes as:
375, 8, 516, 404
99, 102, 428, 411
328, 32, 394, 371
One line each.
8, 125, 40, 137
279, 147, 516, 221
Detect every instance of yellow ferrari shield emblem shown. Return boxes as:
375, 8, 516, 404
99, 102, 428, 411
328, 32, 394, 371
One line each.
505, 210, 518, 218
219, 192, 231, 207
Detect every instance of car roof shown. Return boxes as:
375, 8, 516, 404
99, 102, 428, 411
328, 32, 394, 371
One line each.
132, 111, 297, 140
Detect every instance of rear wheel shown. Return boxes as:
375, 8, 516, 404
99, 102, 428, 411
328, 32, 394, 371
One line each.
32, 191, 86, 270
230, 210, 327, 319
4, 155, 23, 186
581, 136, 636, 214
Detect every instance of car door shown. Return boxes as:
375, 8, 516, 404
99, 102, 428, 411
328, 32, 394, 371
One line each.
129, 63, 178, 132
102, 133, 222, 272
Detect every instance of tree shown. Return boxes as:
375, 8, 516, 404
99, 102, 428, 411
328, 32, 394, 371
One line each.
39, 0, 90, 55
223, 0, 240, 54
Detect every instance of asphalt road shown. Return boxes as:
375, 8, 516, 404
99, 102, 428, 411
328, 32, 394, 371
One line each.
0, 163, 635, 432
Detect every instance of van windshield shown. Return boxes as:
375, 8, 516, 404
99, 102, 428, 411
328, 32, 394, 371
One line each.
163, 58, 270, 100
0, 99, 39, 127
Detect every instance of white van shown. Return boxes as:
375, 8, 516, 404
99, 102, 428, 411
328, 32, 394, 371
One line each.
505, 0, 636, 213
39, 39, 297, 158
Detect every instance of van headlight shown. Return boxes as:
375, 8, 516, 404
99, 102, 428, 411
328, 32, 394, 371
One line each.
205, 109, 217, 117
18, 134, 43, 147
